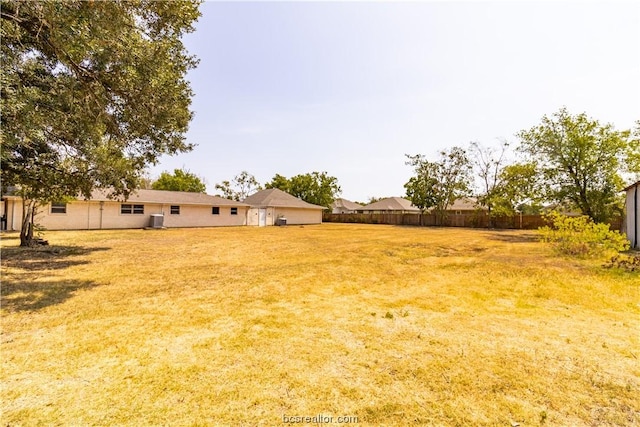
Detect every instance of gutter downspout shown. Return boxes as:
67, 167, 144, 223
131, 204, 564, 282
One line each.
99, 201, 104, 230
11, 198, 16, 231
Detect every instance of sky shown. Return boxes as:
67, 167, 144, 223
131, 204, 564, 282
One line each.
150, 1, 640, 202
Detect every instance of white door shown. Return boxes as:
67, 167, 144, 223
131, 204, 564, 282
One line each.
258, 209, 267, 227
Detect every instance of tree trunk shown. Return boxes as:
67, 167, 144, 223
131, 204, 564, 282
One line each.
19, 199, 36, 247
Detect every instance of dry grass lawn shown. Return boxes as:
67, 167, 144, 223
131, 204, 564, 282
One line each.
1, 224, 639, 426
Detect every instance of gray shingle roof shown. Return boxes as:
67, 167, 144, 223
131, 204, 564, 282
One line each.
242, 188, 325, 209
447, 197, 481, 211
89, 189, 249, 206
332, 198, 363, 210
360, 197, 420, 211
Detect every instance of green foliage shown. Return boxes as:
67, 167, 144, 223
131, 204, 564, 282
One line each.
518, 108, 634, 223
404, 147, 472, 220
214, 171, 261, 201
1, 0, 201, 245
264, 174, 289, 192
265, 171, 341, 208
538, 211, 629, 257
152, 169, 206, 193
492, 162, 541, 215
628, 120, 640, 181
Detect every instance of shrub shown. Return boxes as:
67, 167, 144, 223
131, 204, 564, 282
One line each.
538, 211, 629, 257
603, 254, 640, 272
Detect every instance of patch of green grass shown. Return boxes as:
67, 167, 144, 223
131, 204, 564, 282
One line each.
1, 224, 638, 425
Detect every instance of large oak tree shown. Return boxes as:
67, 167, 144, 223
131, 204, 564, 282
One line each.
1, 0, 201, 245
518, 108, 637, 223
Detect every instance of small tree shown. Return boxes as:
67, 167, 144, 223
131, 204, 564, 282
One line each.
405, 146, 472, 225
152, 169, 206, 193
215, 171, 261, 201
469, 140, 509, 227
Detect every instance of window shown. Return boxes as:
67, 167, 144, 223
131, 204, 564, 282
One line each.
121, 204, 144, 214
51, 202, 67, 214
170, 205, 180, 215
230, 207, 238, 215
212, 206, 220, 215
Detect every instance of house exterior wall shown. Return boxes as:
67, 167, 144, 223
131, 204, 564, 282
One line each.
247, 207, 322, 225
332, 207, 352, 214
3, 200, 249, 231
161, 204, 247, 228
3, 198, 21, 231
626, 184, 638, 249
273, 208, 322, 225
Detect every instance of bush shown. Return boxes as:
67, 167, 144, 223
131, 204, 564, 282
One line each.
538, 211, 630, 257
603, 254, 640, 272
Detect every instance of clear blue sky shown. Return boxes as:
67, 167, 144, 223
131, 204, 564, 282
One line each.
150, 1, 640, 202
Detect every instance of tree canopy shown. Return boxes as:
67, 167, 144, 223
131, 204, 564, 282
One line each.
1, 0, 201, 245
265, 172, 341, 208
152, 169, 206, 193
517, 108, 636, 223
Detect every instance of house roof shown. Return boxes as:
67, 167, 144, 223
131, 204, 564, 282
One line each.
448, 197, 481, 211
623, 181, 640, 192
2, 188, 247, 206
332, 198, 363, 210
242, 188, 326, 210
360, 197, 420, 211
88, 189, 249, 206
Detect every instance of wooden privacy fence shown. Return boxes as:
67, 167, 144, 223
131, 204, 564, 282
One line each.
323, 212, 623, 231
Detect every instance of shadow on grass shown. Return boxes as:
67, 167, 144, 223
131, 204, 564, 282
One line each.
1, 245, 108, 312
1, 274, 99, 312
0, 233, 20, 241
1, 245, 109, 271
486, 230, 539, 243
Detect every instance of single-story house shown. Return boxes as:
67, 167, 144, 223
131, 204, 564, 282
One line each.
243, 188, 325, 226
624, 180, 639, 249
357, 197, 420, 214
445, 197, 485, 214
1, 189, 251, 231
331, 198, 363, 214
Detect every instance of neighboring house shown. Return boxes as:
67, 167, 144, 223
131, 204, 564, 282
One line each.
445, 197, 483, 214
358, 197, 420, 214
331, 198, 363, 214
243, 188, 325, 226
624, 181, 639, 249
1, 189, 250, 231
